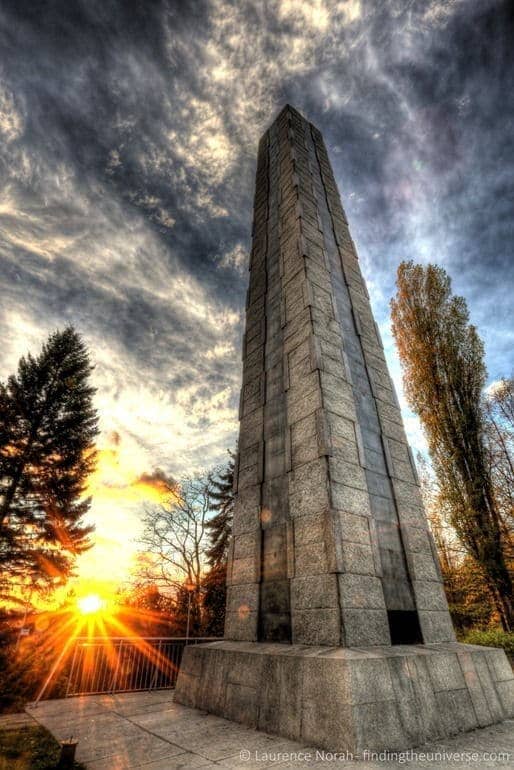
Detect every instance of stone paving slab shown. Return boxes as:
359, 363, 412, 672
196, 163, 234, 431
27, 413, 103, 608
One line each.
0, 711, 38, 730
27, 691, 514, 769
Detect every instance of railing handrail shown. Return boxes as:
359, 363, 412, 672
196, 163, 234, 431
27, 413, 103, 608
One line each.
32, 636, 222, 705
73, 636, 219, 642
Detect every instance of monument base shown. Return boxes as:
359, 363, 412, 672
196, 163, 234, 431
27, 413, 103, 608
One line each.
175, 640, 514, 753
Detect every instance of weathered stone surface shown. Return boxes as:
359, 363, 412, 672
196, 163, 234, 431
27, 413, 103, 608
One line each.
343, 609, 391, 646
338, 573, 386, 608
175, 641, 514, 753
292, 608, 340, 645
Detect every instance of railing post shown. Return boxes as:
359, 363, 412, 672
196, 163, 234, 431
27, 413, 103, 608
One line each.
148, 639, 162, 690
110, 639, 123, 694
66, 640, 79, 698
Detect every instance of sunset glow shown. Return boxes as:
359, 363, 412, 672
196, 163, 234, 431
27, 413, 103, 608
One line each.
77, 593, 105, 615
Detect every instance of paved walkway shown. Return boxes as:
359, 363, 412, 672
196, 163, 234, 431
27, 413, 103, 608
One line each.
0, 711, 38, 730
27, 691, 514, 769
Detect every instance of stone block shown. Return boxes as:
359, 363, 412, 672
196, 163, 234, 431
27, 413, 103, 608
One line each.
341, 541, 376, 575
286, 387, 322, 424
173, 668, 201, 709
292, 608, 341, 645
394, 499, 427, 527
392, 458, 416, 483
406, 550, 440, 582
301, 700, 355, 752
224, 610, 258, 641
331, 482, 371, 517
238, 407, 263, 449
239, 442, 260, 471
226, 584, 259, 615
224, 682, 259, 726
294, 541, 328, 576
232, 486, 260, 536
325, 411, 357, 441
402, 524, 432, 553
471, 652, 508, 722
343, 609, 391, 646
261, 476, 288, 520
418, 610, 456, 643
426, 652, 466, 691
291, 415, 318, 467
411, 580, 449, 611
379, 416, 408, 443
287, 369, 319, 402
288, 352, 312, 388
320, 352, 348, 380
328, 457, 367, 490
338, 573, 386, 609
348, 657, 396, 702
387, 656, 425, 744
353, 701, 406, 752
484, 647, 514, 682
258, 654, 303, 740
496, 680, 514, 717
338, 511, 371, 543
435, 689, 478, 735
288, 457, 329, 516
456, 650, 496, 727
404, 654, 444, 741
287, 337, 311, 371
392, 478, 423, 507
321, 383, 356, 421
233, 531, 260, 561
293, 512, 325, 545
230, 555, 259, 585
290, 574, 339, 609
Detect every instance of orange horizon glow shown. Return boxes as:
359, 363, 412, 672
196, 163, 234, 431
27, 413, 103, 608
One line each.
85, 431, 175, 506
29, 584, 178, 703
77, 593, 106, 615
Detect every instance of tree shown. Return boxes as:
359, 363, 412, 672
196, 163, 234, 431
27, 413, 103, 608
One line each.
0, 327, 98, 596
417, 453, 496, 630
391, 262, 513, 630
201, 453, 235, 635
484, 378, 514, 548
136, 474, 212, 634
205, 452, 234, 568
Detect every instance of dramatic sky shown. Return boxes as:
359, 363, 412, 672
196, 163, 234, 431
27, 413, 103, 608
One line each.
1, 0, 513, 589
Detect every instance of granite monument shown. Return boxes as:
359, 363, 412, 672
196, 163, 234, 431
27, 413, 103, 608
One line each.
175, 105, 514, 752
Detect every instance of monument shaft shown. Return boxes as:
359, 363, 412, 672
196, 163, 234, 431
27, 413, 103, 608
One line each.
226, 104, 451, 647
175, 106, 514, 751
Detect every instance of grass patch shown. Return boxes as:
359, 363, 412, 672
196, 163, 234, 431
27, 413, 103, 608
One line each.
459, 628, 514, 657
0, 725, 86, 770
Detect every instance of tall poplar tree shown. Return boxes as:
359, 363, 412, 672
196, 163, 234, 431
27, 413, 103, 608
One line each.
0, 327, 99, 594
391, 262, 513, 630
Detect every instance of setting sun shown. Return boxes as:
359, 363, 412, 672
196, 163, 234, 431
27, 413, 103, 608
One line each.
77, 594, 105, 615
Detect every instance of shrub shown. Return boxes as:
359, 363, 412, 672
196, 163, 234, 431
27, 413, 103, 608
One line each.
459, 628, 514, 657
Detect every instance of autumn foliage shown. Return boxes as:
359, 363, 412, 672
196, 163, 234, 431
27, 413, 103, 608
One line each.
391, 262, 513, 630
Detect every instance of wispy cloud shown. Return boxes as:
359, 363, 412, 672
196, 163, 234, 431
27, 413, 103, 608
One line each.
0, 0, 512, 583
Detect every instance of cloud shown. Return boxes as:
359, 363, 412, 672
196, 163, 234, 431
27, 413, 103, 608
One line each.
0, 81, 23, 143
0, 0, 512, 585
218, 242, 247, 274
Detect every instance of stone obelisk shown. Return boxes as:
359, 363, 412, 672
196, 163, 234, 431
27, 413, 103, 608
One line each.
175, 105, 514, 751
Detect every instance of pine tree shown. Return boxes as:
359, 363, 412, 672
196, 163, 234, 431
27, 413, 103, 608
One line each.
201, 452, 235, 635
391, 262, 513, 630
0, 327, 99, 594
205, 452, 235, 568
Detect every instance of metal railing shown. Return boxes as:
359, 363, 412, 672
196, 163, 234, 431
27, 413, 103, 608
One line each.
64, 637, 217, 697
